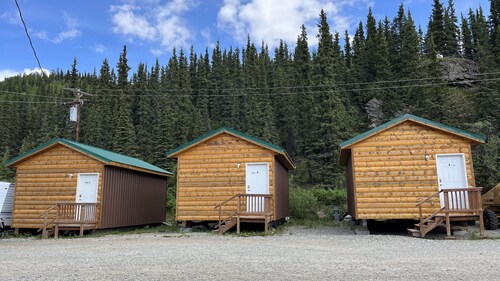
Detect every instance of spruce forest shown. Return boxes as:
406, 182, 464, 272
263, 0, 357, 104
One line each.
1, 0, 499, 194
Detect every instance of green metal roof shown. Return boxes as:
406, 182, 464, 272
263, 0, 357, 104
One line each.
166, 127, 295, 169
4, 138, 173, 176
339, 114, 486, 149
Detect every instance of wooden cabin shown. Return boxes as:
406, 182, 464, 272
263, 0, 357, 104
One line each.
167, 127, 295, 233
5, 138, 172, 237
339, 114, 486, 238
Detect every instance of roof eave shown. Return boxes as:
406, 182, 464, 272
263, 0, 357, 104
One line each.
167, 128, 286, 158
339, 114, 486, 150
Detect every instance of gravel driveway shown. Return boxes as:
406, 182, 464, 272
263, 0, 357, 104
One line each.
0, 226, 499, 280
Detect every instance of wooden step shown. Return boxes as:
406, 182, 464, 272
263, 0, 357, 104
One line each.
218, 218, 237, 234
407, 228, 421, 237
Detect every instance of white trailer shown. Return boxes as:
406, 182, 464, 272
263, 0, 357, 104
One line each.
0, 182, 15, 229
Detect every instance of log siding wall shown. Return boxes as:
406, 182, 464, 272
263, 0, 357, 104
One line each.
176, 133, 276, 221
12, 144, 104, 229
351, 120, 476, 220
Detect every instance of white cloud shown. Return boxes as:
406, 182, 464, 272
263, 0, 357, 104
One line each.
111, 0, 198, 52
92, 44, 107, 53
111, 5, 156, 40
0, 68, 50, 82
1, 10, 22, 26
35, 12, 81, 44
217, 0, 372, 48
200, 28, 215, 49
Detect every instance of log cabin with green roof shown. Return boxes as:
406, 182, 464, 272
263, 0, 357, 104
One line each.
167, 127, 295, 234
5, 138, 172, 237
339, 114, 486, 238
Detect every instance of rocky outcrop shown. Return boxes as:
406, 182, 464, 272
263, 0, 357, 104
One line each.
439, 57, 479, 87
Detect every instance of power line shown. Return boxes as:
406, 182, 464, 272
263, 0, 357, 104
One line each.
82, 71, 500, 93
0, 90, 73, 100
85, 77, 500, 97
14, 0, 44, 76
0, 100, 62, 104
1, 77, 498, 103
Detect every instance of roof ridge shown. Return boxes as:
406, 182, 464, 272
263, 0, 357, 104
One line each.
166, 127, 285, 157
5, 138, 172, 176
339, 114, 486, 149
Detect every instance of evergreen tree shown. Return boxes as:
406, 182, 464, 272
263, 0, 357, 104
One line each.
132, 62, 154, 161
442, 0, 459, 56
461, 14, 474, 59
311, 10, 357, 186
113, 46, 136, 154
0, 147, 14, 180
428, 0, 446, 55
292, 25, 316, 184
272, 40, 296, 154
69, 57, 79, 88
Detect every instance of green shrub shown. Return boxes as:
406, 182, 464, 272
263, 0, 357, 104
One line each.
289, 188, 317, 219
290, 187, 347, 221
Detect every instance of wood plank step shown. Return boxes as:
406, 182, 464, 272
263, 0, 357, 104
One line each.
407, 228, 421, 237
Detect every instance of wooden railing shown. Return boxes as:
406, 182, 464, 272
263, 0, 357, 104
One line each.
40, 203, 98, 239
416, 187, 483, 238
214, 194, 272, 233
416, 191, 443, 229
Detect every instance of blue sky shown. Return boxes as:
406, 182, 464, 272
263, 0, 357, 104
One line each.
0, 0, 489, 80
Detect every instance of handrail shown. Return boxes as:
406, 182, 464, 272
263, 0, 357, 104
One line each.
415, 187, 484, 238
214, 194, 272, 234
39, 202, 99, 238
214, 194, 240, 209
416, 190, 441, 228
416, 190, 442, 208
39, 204, 58, 238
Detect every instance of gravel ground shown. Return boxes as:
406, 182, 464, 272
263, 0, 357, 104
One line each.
0, 226, 499, 281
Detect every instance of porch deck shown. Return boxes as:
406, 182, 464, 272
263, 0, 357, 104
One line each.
408, 188, 484, 239
40, 203, 98, 238
214, 194, 272, 234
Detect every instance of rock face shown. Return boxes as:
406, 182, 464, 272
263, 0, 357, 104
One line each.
365, 98, 384, 128
439, 57, 479, 87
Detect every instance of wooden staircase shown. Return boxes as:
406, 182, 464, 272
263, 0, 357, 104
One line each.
408, 216, 445, 238
408, 188, 484, 239
39, 203, 98, 239
214, 194, 272, 234
214, 217, 238, 234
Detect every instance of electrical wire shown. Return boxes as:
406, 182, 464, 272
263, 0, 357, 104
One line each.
14, 0, 45, 77
0, 100, 62, 104
84, 77, 500, 97
0, 90, 73, 100
81, 71, 500, 93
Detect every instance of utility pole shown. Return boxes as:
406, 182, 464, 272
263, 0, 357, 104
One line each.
64, 88, 92, 142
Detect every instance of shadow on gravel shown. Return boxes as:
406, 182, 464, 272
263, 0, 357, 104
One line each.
367, 220, 415, 236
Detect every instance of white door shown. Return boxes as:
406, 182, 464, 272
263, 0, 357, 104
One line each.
436, 154, 468, 209
246, 163, 269, 212
76, 174, 99, 203
75, 174, 98, 221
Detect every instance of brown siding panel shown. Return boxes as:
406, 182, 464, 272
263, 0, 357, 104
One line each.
274, 158, 289, 220
101, 166, 167, 229
346, 153, 356, 218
